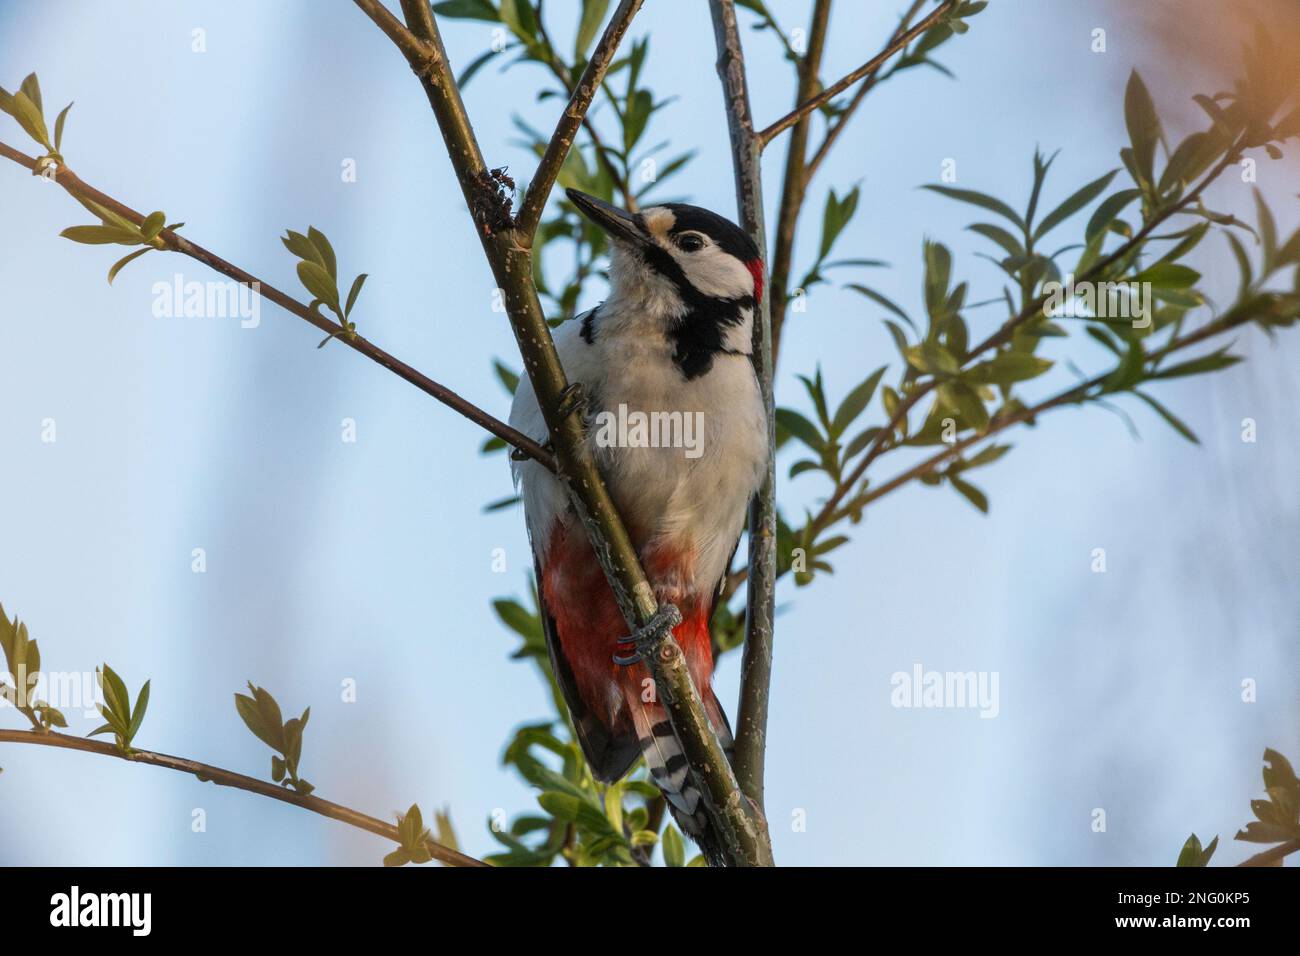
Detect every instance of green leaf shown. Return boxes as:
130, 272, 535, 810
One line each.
1085, 189, 1142, 241
537, 791, 621, 838
1149, 348, 1240, 380
281, 229, 323, 267
1262, 748, 1300, 793
938, 381, 988, 431
1034, 169, 1119, 241
126, 679, 150, 743
307, 227, 337, 280
1133, 391, 1198, 444
297, 260, 339, 310
949, 474, 988, 513
60, 225, 143, 246
139, 211, 166, 241
922, 241, 953, 319
623, 89, 653, 153
774, 408, 824, 452
904, 342, 959, 376
575, 0, 610, 58
830, 366, 886, 437
504, 0, 539, 41
99, 664, 131, 723
1176, 833, 1218, 867
1254, 189, 1277, 270
235, 689, 284, 752
922, 184, 1025, 230
1123, 70, 1161, 187
344, 273, 368, 319
962, 443, 1011, 469
53, 101, 72, 153
106, 248, 151, 285
819, 186, 860, 260
970, 352, 1053, 386
843, 427, 882, 460
457, 48, 499, 89
493, 359, 520, 394
1135, 261, 1200, 289
1158, 131, 1221, 194
20, 73, 42, 114
1103, 339, 1145, 392
662, 824, 685, 867
431, 0, 499, 22
967, 222, 1024, 259
11, 90, 51, 149
493, 598, 540, 641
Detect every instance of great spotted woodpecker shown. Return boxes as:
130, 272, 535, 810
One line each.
509, 189, 769, 856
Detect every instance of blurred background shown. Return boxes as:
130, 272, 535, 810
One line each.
0, 0, 1296, 865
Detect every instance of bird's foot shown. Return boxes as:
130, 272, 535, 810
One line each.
556, 382, 587, 421
613, 603, 682, 666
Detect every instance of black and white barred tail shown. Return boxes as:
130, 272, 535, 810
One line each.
630, 692, 734, 867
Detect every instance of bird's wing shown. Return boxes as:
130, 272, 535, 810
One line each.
534, 554, 641, 781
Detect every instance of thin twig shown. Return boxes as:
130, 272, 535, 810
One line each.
519, 0, 644, 234
756, 0, 955, 148
708, 0, 777, 816
0, 140, 556, 471
353, 0, 432, 65
0, 728, 486, 867
532, 38, 637, 213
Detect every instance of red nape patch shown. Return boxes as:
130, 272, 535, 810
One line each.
746, 258, 765, 306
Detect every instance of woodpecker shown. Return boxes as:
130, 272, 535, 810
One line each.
509, 189, 768, 859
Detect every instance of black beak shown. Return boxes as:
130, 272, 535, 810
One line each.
566, 189, 649, 248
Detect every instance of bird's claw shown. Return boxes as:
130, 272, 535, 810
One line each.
557, 383, 587, 421
612, 603, 682, 666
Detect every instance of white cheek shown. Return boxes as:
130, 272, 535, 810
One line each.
675, 247, 753, 300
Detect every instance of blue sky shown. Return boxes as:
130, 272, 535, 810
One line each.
1, 0, 1297, 865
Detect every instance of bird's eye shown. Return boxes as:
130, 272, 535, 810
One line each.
675, 233, 705, 253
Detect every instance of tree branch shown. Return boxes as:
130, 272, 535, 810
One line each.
517, 0, 644, 236
358, 0, 771, 865
709, 0, 775, 816
352, 0, 429, 65
531, 13, 638, 213
755, 0, 955, 148
0, 728, 485, 867
0, 140, 555, 472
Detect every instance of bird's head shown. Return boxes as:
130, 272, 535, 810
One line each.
566, 187, 763, 326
